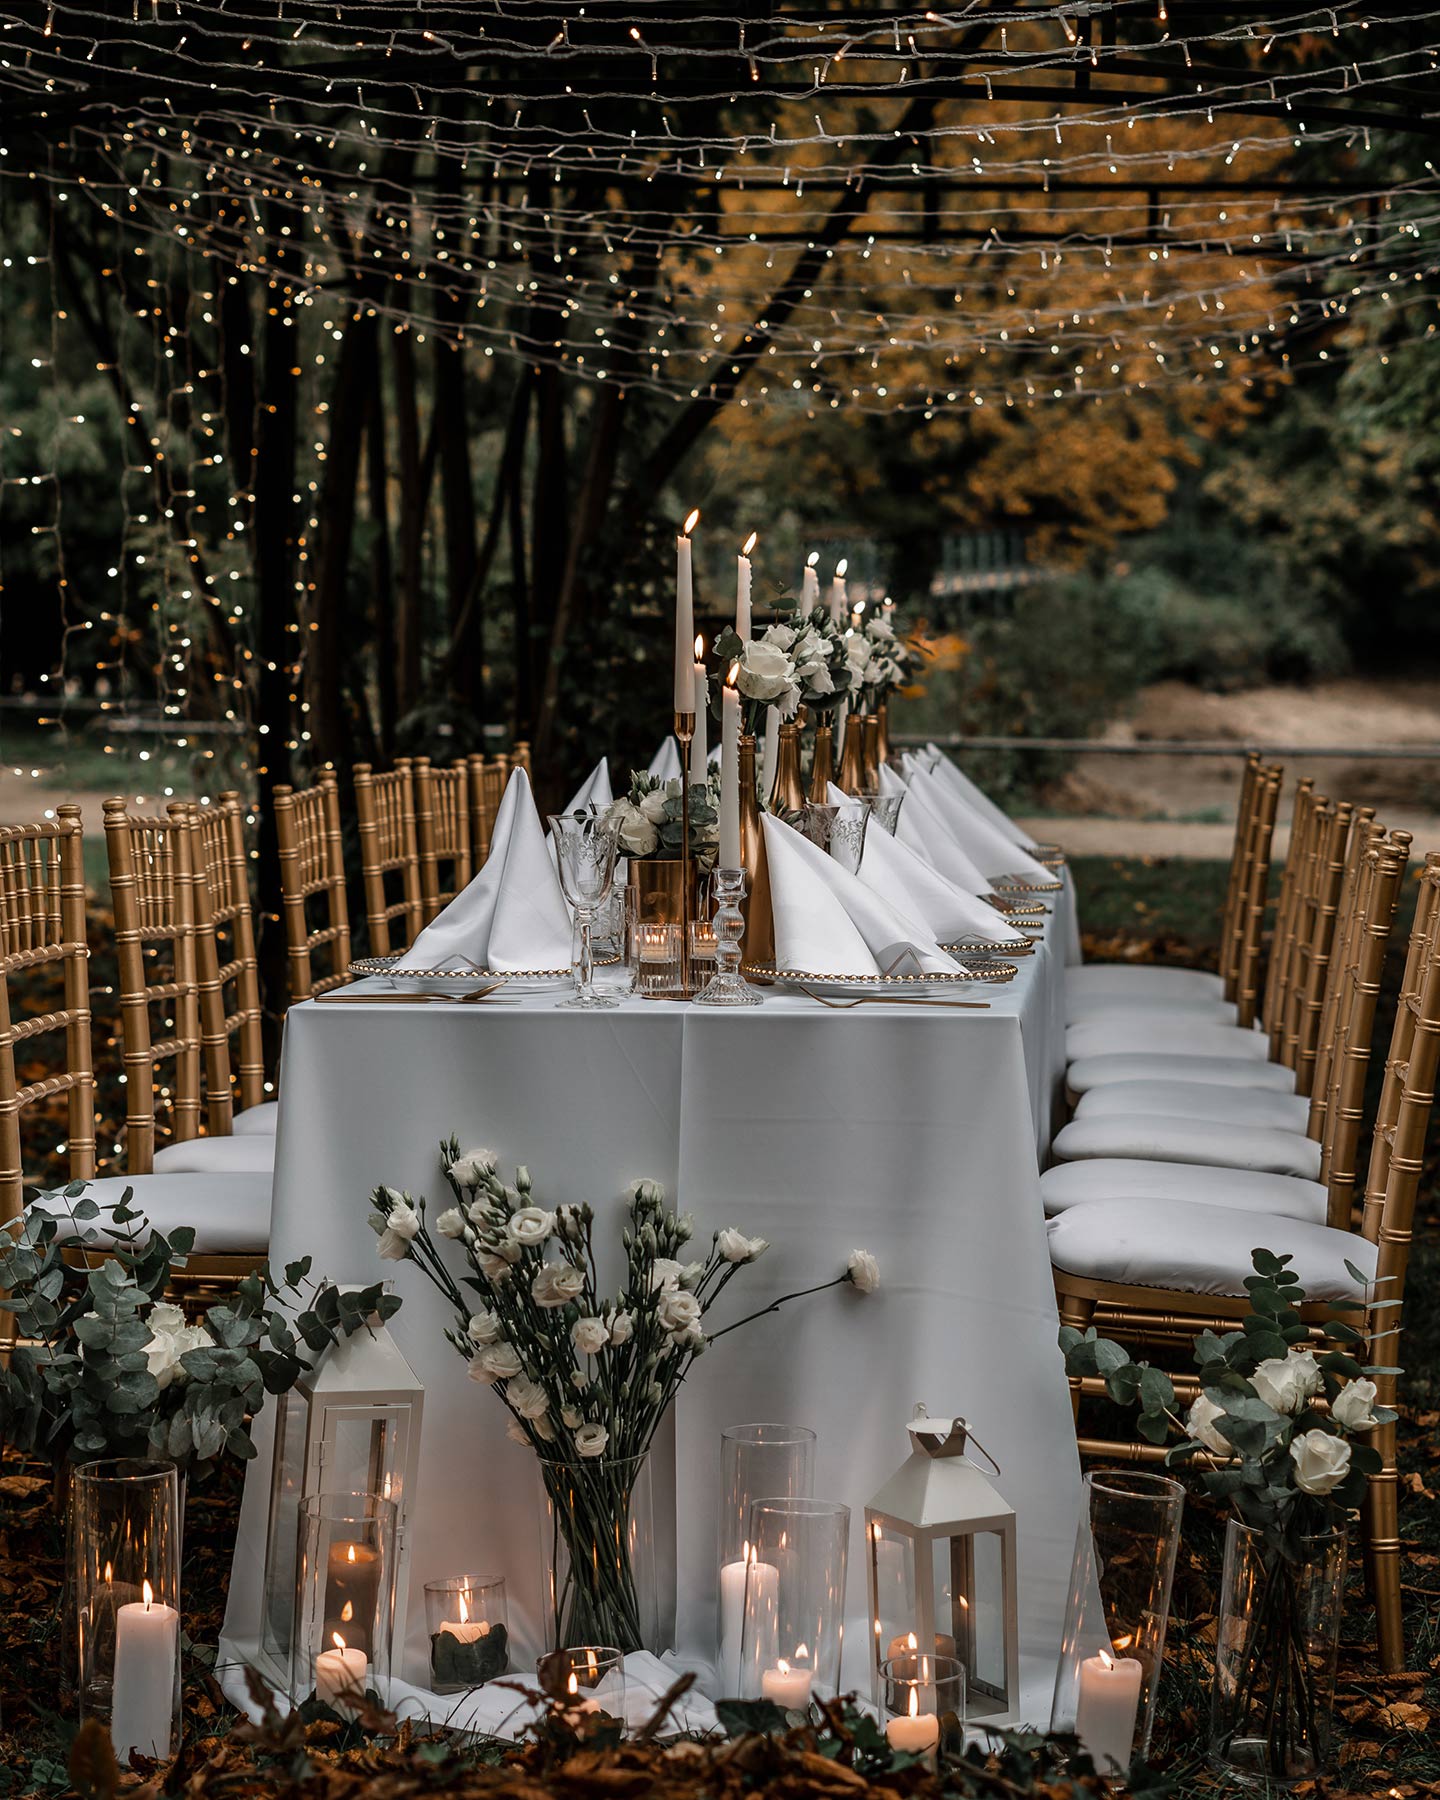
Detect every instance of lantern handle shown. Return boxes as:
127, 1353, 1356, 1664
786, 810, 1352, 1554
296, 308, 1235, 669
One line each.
960, 1424, 1001, 1477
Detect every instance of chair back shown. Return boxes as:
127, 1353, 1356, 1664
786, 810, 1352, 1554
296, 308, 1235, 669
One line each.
353, 760, 423, 955
1216, 753, 1262, 999
1231, 761, 1283, 1029
412, 756, 473, 922
1281, 799, 1354, 1081
274, 771, 352, 1000
1262, 779, 1318, 1058
467, 754, 511, 864
103, 797, 202, 1175
0, 806, 96, 1229
184, 796, 265, 1133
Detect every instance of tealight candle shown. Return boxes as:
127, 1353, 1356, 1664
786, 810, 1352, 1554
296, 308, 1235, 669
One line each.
110, 1579, 179, 1762
564, 1671, 601, 1717
1074, 1648, 1143, 1773
638, 924, 676, 963
316, 1631, 369, 1709
761, 1656, 813, 1710
886, 1686, 940, 1756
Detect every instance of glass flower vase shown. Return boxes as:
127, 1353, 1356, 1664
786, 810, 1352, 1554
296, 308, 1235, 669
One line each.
538, 1453, 665, 1655
1208, 1520, 1346, 1786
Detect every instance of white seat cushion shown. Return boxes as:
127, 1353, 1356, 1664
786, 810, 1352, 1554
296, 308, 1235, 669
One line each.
1067, 1017, 1270, 1065
1068, 1052, 1298, 1096
153, 1135, 276, 1176
1039, 1158, 1329, 1224
1047, 1197, 1375, 1302
30, 1172, 271, 1255
1066, 994, 1237, 1027
232, 1102, 279, 1136
1052, 1113, 1322, 1180
1075, 1081, 1312, 1133
1066, 966, 1225, 1004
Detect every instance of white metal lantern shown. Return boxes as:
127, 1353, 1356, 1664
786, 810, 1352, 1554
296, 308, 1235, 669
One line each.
260, 1316, 424, 1682
865, 1405, 1020, 1723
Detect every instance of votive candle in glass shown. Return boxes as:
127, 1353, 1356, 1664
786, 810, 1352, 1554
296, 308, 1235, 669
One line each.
424, 1576, 509, 1692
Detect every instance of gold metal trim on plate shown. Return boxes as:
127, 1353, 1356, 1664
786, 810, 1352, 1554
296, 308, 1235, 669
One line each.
992, 873, 1064, 893
350, 952, 617, 982
741, 960, 1018, 988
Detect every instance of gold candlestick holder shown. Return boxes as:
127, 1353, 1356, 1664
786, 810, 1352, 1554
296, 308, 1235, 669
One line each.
674, 709, 696, 999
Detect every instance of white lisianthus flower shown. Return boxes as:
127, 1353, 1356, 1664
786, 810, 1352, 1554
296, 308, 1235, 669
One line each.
717, 1228, 755, 1264
736, 639, 796, 703
574, 1423, 610, 1459
570, 1369, 591, 1391
561, 1405, 583, 1430
532, 1263, 586, 1309
532, 1413, 556, 1443
506, 1420, 530, 1445
657, 1288, 702, 1333
507, 1206, 557, 1248
845, 634, 872, 674
846, 1249, 881, 1294
387, 1198, 421, 1238
762, 622, 797, 652
797, 658, 834, 697
449, 1150, 498, 1187
673, 1326, 706, 1354
1331, 1377, 1379, 1432
467, 1309, 503, 1345
507, 1374, 550, 1420
1289, 1428, 1352, 1494
649, 1257, 685, 1292
478, 1342, 523, 1382
1251, 1349, 1322, 1415
476, 1249, 514, 1282
376, 1220, 416, 1261
572, 1316, 609, 1356
609, 1311, 635, 1346
1185, 1392, 1231, 1455
630, 1179, 666, 1207
434, 1207, 467, 1239
606, 798, 659, 857
473, 1360, 502, 1387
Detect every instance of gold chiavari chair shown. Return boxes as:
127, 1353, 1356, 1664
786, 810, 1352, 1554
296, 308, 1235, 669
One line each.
467, 753, 511, 866
103, 796, 203, 1175
511, 741, 532, 774
1262, 778, 1319, 1060
1050, 857, 1440, 1671
274, 771, 352, 1000
187, 795, 267, 1135
353, 759, 424, 955
1231, 761, 1284, 1030
412, 755, 473, 922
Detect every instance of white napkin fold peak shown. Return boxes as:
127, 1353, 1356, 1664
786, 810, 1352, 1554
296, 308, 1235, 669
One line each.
647, 737, 683, 783
762, 814, 954, 978
904, 758, 1054, 884
398, 767, 573, 973
891, 773, 994, 894
562, 757, 614, 816
926, 745, 1038, 850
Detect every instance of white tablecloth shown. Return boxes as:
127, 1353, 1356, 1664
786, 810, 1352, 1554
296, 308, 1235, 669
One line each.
221, 892, 1081, 1726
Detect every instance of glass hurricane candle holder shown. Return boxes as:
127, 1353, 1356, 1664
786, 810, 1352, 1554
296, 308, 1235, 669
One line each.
633, 920, 684, 998
73, 1459, 182, 1766
882, 1652, 966, 1759
1050, 1470, 1184, 1774
694, 868, 762, 1007
424, 1576, 509, 1692
717, 1424, 817, 1694
541, 1645, 627, 1720
290, 1492, 398, 1715
739, 1498, 850, 1707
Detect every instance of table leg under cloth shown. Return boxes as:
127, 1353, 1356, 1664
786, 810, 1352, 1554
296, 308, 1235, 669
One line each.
218, 913, 1079, 1728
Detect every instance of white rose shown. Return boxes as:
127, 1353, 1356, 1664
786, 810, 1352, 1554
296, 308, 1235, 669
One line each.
532, 1263, 586, 1309
1331, 1377, 1378, 1432
608, 1311, 634, 1346
649, 1257, 685, 1292
608, 800, 659, 857
845, 635, 872, 673
435, 1207, 467, 1239
574, 1423, 610, 1459
572, 1316, 609, 1356
638, 788, 671, 824
508, 1206, 556, 1248
736, 640, 795, 702
142, 1329, 186, 1391
170, 1321, 213, 1363
1289, 1428, 1352, 1495
847, 1249, 880, 1294
1185, 1392, 1231, 1455
868, 614, 896, 643
507, 1374, 550, 1420
149, 1301, 186, 1336
799, 660, 834, 696
478, 1342, 523, 1382
657, 1289, 702, 1333
1251, 1348, 1322, 1415
449, 1150, 498, 1187
467, 1309, 503, 1345
762, 622, 797, 651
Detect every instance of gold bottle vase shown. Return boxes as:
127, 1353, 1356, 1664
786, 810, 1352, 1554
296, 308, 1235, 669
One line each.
628, 858, 702, 928
836, 713, 868, 797
875, 700, 890, 767
737, 735, 774, 975
767, 721, 807, 817
862, 716, 881, 790
808, 720, 834, 803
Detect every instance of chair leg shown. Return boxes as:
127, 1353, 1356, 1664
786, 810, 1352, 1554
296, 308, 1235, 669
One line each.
1363, 1418, 1405, 1672
1056, 1290, 1096, 1427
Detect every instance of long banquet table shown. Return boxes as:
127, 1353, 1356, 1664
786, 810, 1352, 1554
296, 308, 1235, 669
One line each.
221, 885, 1082, 1726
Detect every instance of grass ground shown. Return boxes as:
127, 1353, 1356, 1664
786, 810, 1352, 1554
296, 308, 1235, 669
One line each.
0, 856, 1435, 1797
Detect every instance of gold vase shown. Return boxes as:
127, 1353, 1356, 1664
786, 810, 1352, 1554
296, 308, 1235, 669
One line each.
767, 721, 807, 816
738, 735, 774, 973
629, 858, 701, 927
862, 716, 881, 790
808, 720, 834, 803
875, 700, 890, 767
836, 713, 867, 796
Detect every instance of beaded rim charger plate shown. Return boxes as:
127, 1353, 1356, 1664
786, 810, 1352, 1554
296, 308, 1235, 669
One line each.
942, 937, 1034, 958
742, 960, 1018, 991
992, 872, 1064, 893
350, 952, 616, 985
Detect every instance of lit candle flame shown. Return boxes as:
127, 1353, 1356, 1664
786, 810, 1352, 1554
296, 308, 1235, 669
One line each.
836, 558, 848, 577
682, 507, 700, 537
459, 1594, 470, 1624
906, 1631, 917, 1651
854, 599, 867, 616
908, 1686, 919, 1720
726, 662, 739, 689
695, 634, 704, 660
347, 1544, 357, 1565
1114, 1633, 1132, 1650
586, 1649, 598, 1676
742, 531, 757, 556
795, 1644, 809, 1661
568, 1672, 579, 1697
340, 1600, 354, 1623
1099, 1648, 1114, 1672
777, 1658, 790, 1676
142, 1579, 154, 1610
333, 1631, 347, 1652
806, 550, 820, 567
104, 1562, 113, 1584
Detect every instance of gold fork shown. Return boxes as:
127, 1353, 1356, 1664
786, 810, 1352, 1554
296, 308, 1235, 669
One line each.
799, 987, 990, 1010
318, 983, 504, 1005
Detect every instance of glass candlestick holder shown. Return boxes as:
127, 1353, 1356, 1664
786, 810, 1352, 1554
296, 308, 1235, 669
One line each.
424, 1576, 509, 1692
694, 867, 762, 1006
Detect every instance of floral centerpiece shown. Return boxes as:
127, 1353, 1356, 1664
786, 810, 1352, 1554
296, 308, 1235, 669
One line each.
605, 769, 718, 866
369, 1141, 879, 1652
0, 1184, 398, 1478
710, 623, 802, 737
857, 607, 919, 708
1061, 1248, 1390, 1781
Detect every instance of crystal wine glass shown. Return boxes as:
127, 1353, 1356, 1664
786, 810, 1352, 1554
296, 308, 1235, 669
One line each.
860, 792, 904, 836
548, 812, 621, 1009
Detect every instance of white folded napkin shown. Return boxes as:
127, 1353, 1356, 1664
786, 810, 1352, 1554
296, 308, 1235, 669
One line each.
849, 799, 1029, 947
926, 744, 1037, 849
398, 767, 573, 972
904, 758, 1054, 885
762, 814, 954, 977
562, 757, 614, 815
878, 761, 909, 801
647, 737, 682, 782
891, 772, 993, 894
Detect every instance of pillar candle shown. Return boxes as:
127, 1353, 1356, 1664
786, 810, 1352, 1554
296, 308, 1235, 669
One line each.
718, 1552, 779, 1698
675, 511, 698, 714
110, 1582, 179, 1762
316, 1633, 370, 1708
802, 557, 820, 612
886, 1687, 940, 1755
325, 1539, 379, 1655
1074, 1650, 1143, 1773
720, 675, 741, 869
693, 640, 708, 766
737, 533, 755, 638
761, 1658, 813, 1709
